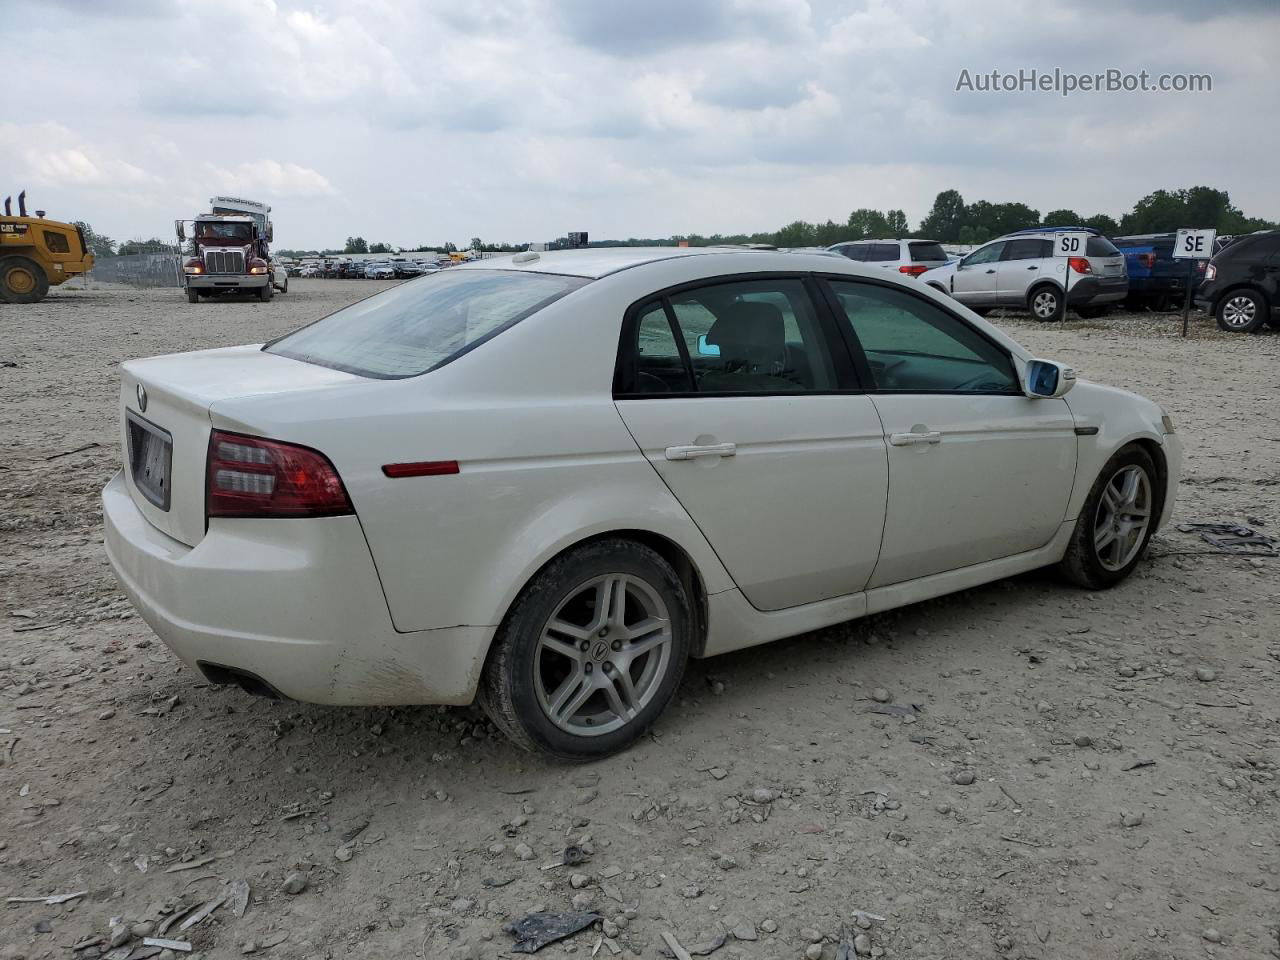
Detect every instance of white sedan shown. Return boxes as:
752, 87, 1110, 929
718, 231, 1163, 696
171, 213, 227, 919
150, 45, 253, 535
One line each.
103, 247, 1180, 759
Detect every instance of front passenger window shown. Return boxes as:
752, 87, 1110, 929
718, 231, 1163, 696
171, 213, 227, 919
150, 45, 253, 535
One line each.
962, 243, 1005, 267
828, 280, 1020, 394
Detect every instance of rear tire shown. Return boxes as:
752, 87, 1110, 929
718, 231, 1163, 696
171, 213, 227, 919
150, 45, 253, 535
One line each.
1058, 445, 1158, 589
1029, 284, 1065, 322
0, 256, 50, 304
186, 288, 200, 303
480, 538, 691, 761
1216, 289, 1266, 332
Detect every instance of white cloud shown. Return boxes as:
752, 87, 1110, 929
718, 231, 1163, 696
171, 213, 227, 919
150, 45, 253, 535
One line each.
0, 0, 1275, 249
204, 160, 335, 197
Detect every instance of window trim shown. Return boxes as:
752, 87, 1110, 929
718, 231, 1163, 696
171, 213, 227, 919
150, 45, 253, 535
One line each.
612, 271, 864, 400
814, 274, 1024, 397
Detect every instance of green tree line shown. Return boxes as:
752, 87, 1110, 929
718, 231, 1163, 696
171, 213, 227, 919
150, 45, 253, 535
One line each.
76, 185, 1274, 259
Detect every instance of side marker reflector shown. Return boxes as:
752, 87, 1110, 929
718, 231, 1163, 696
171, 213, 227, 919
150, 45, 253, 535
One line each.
382, 460, 460, 478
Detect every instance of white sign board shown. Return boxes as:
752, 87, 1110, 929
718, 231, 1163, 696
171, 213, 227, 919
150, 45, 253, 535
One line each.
1053, 232, 1090, 258
1173, 228, 1217, 260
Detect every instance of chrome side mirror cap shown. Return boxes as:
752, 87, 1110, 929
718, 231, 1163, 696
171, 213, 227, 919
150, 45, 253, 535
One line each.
1024, 359, 1075, 399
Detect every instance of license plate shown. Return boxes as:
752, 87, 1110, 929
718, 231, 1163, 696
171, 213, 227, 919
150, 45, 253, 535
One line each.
126, 411, 173, 511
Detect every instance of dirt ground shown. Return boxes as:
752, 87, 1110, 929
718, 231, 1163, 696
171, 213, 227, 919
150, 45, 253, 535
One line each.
2, 279, 1278, 960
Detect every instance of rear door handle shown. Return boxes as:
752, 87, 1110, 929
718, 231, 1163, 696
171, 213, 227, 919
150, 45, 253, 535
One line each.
985, 269, 996, 274
665, 442, 736, 461
1027, 265, 1038, 270
889, 431, 941, 446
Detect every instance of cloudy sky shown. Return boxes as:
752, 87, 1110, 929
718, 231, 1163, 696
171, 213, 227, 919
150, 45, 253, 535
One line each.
3, 0, 1276, 250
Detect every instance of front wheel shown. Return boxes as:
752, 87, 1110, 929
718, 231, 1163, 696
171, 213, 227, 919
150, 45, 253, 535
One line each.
185, 287, 200, 303
480, 539, 691, 761
0, 256, 50, 304
1029, 285, 1065, 322
1216, 289, 1265, 332
1058, 445, 1159, 589
257, 283, 273, 302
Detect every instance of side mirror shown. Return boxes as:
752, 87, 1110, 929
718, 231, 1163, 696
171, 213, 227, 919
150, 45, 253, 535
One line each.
175, 220, 185, 242
1024, 359, 1075, 399
696, 334, 720, 357
266, 222, 274, 242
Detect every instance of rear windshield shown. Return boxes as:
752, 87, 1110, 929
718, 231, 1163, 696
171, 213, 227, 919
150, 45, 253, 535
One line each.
907, 241, 948, 262
266, 269, 587, 379
1086, 236, 1120, 257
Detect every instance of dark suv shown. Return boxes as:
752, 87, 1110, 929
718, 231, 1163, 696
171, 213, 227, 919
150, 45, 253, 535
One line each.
1195, 230, 1280, 332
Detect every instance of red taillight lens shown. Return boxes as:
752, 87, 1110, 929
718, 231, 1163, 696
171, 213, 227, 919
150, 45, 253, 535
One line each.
1137, 253, 1157, 269
898, 264, 929, 277
206, 430, 353, 519
1067, 256, 1092, 275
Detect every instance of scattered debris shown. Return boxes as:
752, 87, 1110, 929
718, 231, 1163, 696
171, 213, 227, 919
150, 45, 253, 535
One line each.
166, 856, 216, 873
143, 937, 193, 952
1177, 522, 1279, 557
1121, 759, 1157, 772
504, 911, 601, 953
659, 932, 695, 960
6, 890, 87, 905
867, 702, 923, 718
230, 879, 251, 918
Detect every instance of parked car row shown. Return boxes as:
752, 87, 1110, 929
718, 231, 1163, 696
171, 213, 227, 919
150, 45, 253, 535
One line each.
825, 226, 1280, 332
290, 256, 453, 279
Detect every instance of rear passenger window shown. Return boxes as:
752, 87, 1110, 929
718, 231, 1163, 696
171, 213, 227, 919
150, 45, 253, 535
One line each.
1086, 236, 1121, 257
866, 244, 899, 262
620, 279, 838, 395
835, 244, 867, 261
827, 280, 1019, 394
1002, 239, 1049, 261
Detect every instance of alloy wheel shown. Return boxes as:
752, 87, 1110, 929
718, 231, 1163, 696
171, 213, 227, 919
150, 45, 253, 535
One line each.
1092, 464, 1152, 572
1032, 291, 1058, 319
1221, 295, 1257, 329
534, 574, 673, 737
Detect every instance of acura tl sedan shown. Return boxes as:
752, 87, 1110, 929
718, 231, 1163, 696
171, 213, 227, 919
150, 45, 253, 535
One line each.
103, 248, 1180, 760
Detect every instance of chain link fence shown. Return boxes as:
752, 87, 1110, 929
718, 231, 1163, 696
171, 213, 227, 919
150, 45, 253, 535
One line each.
90, 242, 183, 288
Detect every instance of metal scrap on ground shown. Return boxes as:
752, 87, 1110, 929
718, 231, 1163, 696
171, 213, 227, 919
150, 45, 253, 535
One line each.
504, 911, 601, 953
1176, 522, 1279, 556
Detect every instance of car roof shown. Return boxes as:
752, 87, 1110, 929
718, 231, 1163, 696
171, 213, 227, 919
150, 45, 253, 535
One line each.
451, 246, 779, 279
830, 238, 937, 245
1002, 226, 1101, 237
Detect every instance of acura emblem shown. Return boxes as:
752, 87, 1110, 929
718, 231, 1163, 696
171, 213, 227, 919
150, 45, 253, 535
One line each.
136, 383, 148, 412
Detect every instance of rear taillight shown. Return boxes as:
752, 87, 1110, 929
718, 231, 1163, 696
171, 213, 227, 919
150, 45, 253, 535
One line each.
1067, 257, 1092, 275
898, 264, 929, 277
1204, 263, 1216, 280
206, 430, 353, 519
1137, 253, 1157, 269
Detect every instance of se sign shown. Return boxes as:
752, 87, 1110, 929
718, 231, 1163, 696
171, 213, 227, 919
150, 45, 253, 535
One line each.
1173, 228, 1217, 260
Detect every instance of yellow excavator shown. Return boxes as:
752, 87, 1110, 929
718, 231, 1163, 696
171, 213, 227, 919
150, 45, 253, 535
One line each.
0, 190, 95, 303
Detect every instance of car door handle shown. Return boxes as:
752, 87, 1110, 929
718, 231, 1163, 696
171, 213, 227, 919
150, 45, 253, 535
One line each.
665, 442, 737, 461
1027, 265, 1038, 270
985, 269, 996, 274
889, 431, 942, 446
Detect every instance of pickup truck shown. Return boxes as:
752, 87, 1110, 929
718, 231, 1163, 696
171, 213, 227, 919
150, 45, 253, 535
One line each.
1111, 233, 1205, 311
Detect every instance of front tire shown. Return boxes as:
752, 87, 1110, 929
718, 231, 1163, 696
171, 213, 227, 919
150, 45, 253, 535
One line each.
257, 283, 273, 302
1029, 284, 1065, 322
1058, 445, 1158, 589
1216, 289, 1266, 332
186, 287, 200, 303
480, 539, 691, 761
0, 256, 50, 304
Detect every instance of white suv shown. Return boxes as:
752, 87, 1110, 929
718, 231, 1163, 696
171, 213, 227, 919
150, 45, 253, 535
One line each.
827, 238, 951, 278
922, 229, 1128, 321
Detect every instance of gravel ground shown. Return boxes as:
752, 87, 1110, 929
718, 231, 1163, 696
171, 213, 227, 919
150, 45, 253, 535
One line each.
2, 279, 1278, 960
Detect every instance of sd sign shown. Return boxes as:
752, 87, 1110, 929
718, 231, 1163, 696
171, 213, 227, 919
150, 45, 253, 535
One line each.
1173, 228, 1216, 260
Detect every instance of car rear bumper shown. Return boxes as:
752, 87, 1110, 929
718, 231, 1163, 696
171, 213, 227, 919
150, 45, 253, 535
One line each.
102, 471, 490, 706
186, 275, 269, 290
1066, 276, 1128, 305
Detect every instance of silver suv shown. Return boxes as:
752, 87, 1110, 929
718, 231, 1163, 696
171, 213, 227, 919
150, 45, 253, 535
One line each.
828, 238, 951, 278
920, 230, 1128, 320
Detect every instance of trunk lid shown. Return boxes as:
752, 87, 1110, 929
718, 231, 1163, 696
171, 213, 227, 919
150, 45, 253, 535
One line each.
119, 345, 361, 546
